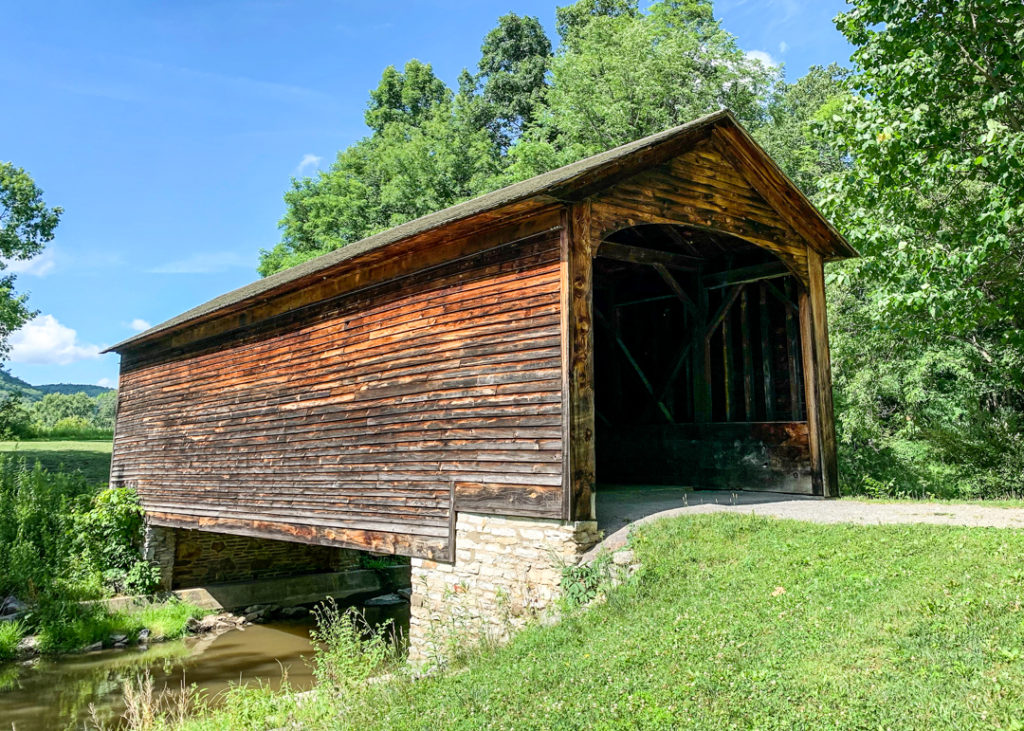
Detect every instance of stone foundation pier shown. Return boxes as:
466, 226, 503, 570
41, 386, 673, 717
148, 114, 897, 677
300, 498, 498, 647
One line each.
408, 513, 600, 662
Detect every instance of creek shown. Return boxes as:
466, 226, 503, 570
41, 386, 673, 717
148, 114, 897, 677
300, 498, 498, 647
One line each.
0, 602, 409, 730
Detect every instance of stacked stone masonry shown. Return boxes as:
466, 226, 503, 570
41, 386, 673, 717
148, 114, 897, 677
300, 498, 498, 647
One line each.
143, 523, 361, 590
408, 513, 601, 662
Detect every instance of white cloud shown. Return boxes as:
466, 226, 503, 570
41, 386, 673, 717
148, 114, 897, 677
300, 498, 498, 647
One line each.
296, 153, 322, 174
3, 249, 56, 277
746, 50, 779, 68
147, 251, 251, 274
129, 318, 151, 332
96, 377, 117, 388
779, 41, 789, 54
9, 314, 102, 365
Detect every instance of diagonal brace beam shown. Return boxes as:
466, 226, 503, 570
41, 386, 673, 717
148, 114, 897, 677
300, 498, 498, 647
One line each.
652, 263, 697, 317
705, 285, 744, 339
595, 307, 674, 423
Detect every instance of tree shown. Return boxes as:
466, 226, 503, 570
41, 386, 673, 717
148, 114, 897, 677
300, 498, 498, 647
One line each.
0, 163, 61, 356
32, 392, 96, 430
554, 0, 639, 48
507, 0, 778, 179
473, 13, 552, 152
819, 0, 1024, 496
757, 64, 851, 196
94, 390, 118, 430
260, 61, 499, 275
364, 60, 449, 134
823, 0, 1024, 340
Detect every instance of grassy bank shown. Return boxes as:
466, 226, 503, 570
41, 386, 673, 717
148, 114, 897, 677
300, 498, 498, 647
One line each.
0, 439, 112, 485
34, 599, 207, 656
0, 599, 205, 660
171, 514, 1024, 729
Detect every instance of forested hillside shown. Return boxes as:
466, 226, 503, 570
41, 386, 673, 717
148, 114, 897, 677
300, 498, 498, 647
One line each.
261, 0, 1024, 500
0, 369, 113, 400
0, 370, 115, 438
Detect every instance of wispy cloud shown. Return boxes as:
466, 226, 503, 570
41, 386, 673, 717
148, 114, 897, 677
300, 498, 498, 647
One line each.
146, 59, 335, 104
3, 249, 56, 277
128, 318, 151, 332
5, 47, 337, 108
9, 314, 103, 366
96, 377, 117, 388
779, 41, 789, 54
296, 153, 322, 175
746, 50, 780, 68
147, 251, 252, 274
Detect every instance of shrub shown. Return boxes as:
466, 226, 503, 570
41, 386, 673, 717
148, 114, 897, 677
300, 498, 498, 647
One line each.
80, 487, 159, 595
0, 457, 95, 602
309, 599, 400, 697
0, 456, 161, 644
0, 619, 25, 660
560, 552, 613, 610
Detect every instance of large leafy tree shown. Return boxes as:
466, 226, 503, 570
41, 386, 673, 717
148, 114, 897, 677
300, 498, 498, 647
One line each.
364, 60, 449, 134
265, 0, 784, 274
259, 61, 498, 275
472, 13, 552, 152
554, 0, 639, 49
0, 163, 61, 355
820, 0, 1024, 496
507, 0, 778, 179
758, 64, 850, 196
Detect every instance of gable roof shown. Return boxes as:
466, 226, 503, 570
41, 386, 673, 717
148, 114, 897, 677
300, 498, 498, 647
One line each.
109, 109, 854, 354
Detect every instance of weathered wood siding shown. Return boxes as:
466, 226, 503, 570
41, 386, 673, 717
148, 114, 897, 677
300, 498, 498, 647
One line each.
590, 138, 811, 284
111, 230, 565, 559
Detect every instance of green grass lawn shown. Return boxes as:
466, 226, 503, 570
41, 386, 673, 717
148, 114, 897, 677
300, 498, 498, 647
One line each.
182, 514, 1024, 729
0, 439, 112, 485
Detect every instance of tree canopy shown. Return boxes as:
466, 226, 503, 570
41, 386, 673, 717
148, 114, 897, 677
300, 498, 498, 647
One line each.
261, 0, 782, 275
258, 60, 499, 276
821, 0, 1024, 496
0, 163, 62, 356
258, 0, 1024, 499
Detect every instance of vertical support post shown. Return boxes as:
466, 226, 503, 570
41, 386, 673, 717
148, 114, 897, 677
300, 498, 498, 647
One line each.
798, 287, 822, 495
759, 283, 776, 421
142, 521, 177, 591
740, 288, 755, 420
610, 290, 623, 424
806, 247, 839, 496
693, 270, 711, 423
722, 300, 733, 421
784, 278, 803, 419
563, 202, 596, 521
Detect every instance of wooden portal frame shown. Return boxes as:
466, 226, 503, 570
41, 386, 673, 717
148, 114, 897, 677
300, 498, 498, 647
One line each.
564, 205, 839, 523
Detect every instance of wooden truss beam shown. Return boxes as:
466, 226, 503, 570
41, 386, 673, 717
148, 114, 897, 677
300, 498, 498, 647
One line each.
595, 241, 699, 270
651, 263, 697, 317
702, 260, 789, 289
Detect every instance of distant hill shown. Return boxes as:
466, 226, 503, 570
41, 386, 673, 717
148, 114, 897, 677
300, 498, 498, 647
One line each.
0, 369, 114, 401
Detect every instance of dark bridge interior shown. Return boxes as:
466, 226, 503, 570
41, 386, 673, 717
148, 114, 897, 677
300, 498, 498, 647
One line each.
593, 223, 813, 496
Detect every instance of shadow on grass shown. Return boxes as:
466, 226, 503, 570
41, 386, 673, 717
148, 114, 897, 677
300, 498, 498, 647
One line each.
0, 441, 112, 485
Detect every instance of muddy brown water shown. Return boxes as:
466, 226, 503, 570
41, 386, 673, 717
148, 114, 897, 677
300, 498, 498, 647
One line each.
0, 603, 409, 730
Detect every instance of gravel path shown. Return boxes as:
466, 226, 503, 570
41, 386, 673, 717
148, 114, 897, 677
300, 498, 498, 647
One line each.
586, 488, 1024, 560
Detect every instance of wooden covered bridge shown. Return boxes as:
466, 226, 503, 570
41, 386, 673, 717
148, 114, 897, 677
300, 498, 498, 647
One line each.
108, 110, 853, 652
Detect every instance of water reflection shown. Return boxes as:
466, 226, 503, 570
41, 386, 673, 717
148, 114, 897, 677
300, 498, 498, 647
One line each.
0, 621, 317, 731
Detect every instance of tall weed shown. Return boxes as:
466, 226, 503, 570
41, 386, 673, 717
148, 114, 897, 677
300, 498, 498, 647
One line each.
309, 598, 401, 697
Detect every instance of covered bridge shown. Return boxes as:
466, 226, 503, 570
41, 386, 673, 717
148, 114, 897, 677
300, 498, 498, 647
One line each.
108, 110, 853, 653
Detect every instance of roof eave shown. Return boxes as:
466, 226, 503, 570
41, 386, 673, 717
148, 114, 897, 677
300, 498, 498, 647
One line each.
108, 108, 855, 354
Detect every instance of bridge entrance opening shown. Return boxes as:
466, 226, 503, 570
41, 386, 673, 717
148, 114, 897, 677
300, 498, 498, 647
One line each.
591, 224, 814, 532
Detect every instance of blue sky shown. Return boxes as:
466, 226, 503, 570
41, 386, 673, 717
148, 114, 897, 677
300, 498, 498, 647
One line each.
1, 0, 854, 388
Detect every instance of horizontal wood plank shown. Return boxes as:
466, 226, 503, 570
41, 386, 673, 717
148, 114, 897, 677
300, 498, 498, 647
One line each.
111, 231, 567, 559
